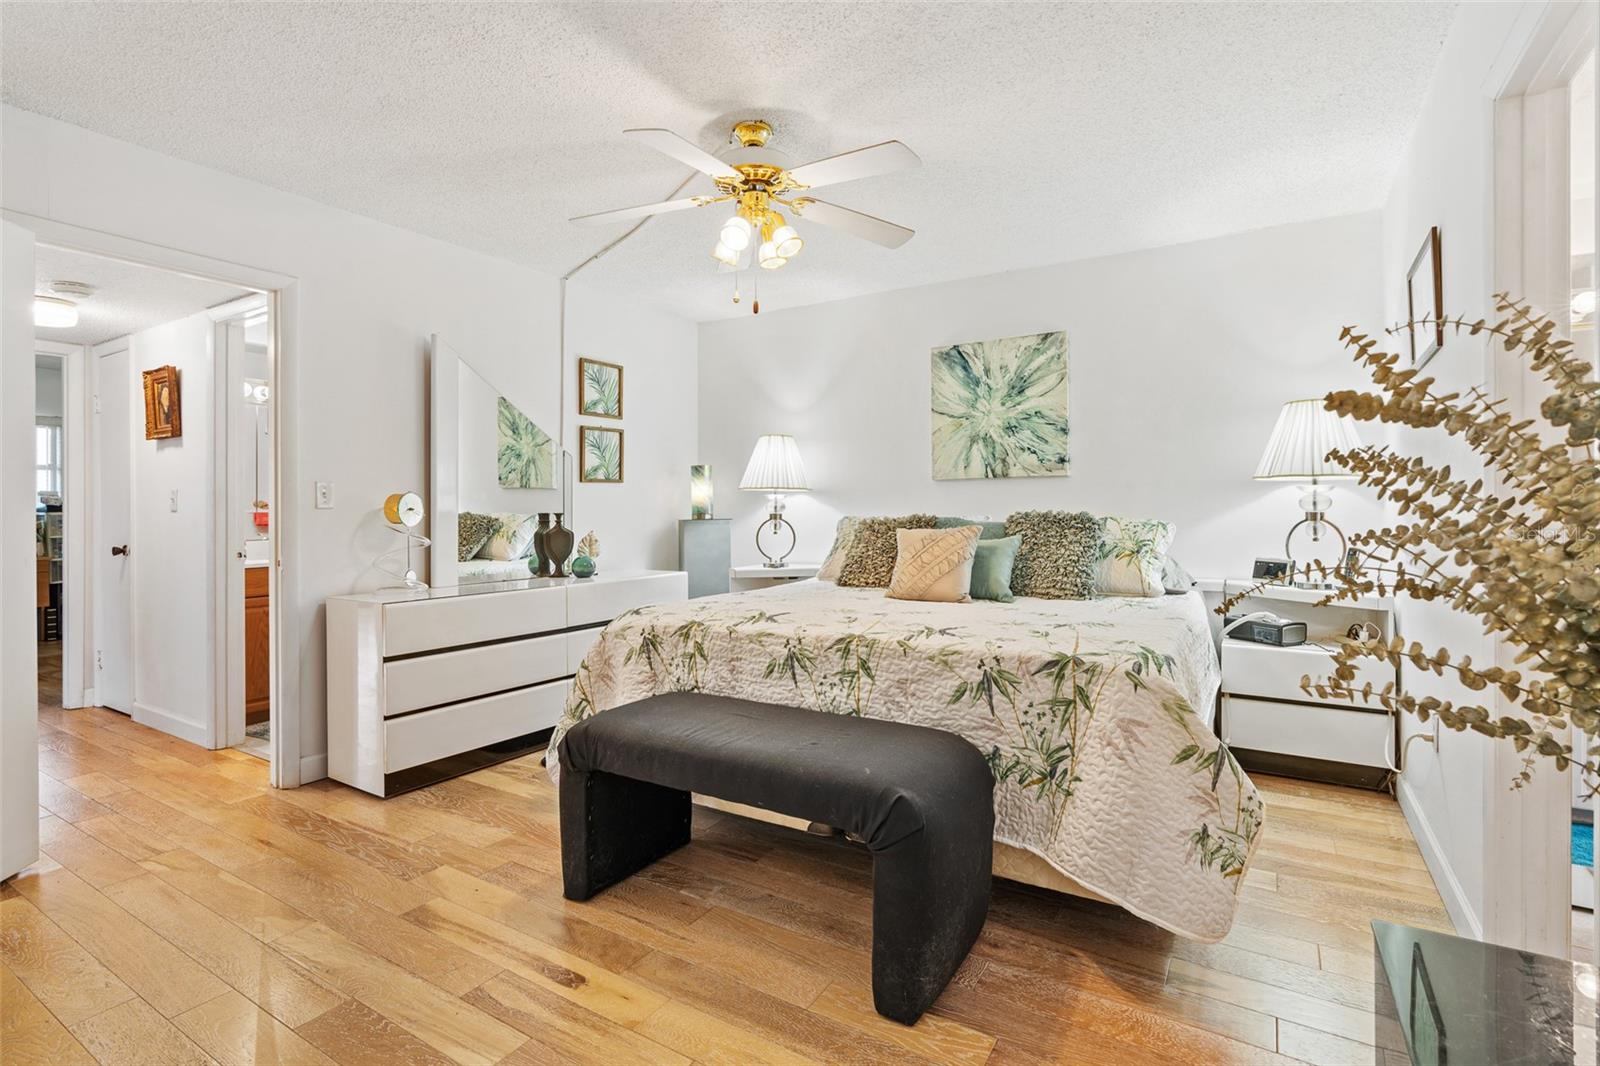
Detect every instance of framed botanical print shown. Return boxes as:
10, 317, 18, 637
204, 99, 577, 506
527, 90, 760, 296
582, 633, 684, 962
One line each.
1407, 226, 1443, 369
142, 365, 182, 439
579, 425, 623, 483
578, 357, 623, 419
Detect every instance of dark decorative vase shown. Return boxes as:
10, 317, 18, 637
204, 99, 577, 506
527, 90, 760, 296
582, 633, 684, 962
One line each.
533, 513, 553, 577
546, 513, 574, 578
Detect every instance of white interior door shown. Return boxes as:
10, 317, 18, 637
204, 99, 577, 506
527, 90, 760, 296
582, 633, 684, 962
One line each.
93, 344, 133, 714
1, 219, 40, 880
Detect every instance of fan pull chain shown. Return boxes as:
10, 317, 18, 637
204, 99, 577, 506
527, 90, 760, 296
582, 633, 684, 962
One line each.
752, 257, 760, 314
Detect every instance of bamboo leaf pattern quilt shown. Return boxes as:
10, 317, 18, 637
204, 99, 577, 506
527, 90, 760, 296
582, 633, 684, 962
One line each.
547, 581, 1262, 941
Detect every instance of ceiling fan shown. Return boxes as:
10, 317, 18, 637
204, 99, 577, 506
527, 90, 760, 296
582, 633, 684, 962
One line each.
571, 119, 920, 308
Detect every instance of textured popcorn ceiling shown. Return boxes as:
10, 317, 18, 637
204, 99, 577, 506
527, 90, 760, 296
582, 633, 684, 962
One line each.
34, 245, 250, 347
2, 2, 1455, 321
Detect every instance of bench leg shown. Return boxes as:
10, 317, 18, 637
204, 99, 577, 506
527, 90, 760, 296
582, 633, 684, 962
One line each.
869, 826, 992, 1025
559, 768, 691, 901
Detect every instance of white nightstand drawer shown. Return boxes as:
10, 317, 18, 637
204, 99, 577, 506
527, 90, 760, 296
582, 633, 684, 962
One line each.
1222, 640, 1394, 704
1222, 695, 1392, 768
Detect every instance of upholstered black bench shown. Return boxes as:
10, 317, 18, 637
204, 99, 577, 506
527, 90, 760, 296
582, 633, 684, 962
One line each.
557, 692, 995, 1025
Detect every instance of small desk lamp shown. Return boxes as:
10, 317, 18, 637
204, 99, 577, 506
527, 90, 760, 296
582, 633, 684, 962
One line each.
1254, 399, 1362, 580
739, 434, 809, 567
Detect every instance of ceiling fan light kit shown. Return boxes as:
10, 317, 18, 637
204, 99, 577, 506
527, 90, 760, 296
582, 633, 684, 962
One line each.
572, 118, 920, 313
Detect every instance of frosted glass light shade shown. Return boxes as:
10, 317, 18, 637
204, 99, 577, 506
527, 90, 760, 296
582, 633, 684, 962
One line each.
34, 296, 77, 329
720, 215, 752, 251
1254, 399, 1362, 481
739, 434, 810, 492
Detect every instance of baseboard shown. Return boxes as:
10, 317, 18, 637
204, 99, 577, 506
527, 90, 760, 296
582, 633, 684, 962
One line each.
131, 701, 210, 747
299, 753, 328, 784
1399, 778, 1482, 939
80, 687, 95, 710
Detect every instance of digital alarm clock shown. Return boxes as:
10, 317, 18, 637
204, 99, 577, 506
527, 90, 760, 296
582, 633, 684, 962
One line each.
1223, 614, 1308, 647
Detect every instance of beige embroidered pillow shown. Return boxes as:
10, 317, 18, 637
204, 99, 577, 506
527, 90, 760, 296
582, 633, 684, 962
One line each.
816, 516, 861, 582
887, 525, 982, 602
1094, 516, 1175, 597
837, 514, 938, 588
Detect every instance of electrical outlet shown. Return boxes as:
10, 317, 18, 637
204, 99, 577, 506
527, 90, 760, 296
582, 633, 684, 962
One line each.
170, 489, 179, 513
315, 482, 335, 509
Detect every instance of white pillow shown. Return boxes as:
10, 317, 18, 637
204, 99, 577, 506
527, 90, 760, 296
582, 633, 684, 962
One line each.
479, 513, 538, 560
1094, 516, 1175, 598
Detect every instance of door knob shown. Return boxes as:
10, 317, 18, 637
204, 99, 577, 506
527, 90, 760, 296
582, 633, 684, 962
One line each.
111, 544, 129, 557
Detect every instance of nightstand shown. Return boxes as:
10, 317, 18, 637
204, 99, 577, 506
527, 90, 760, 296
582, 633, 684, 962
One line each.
729, 563, 820, 592
1197, 578, 1400, 789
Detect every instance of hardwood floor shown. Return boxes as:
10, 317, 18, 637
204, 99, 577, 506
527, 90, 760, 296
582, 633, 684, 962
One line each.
5, 699, 1453, 1065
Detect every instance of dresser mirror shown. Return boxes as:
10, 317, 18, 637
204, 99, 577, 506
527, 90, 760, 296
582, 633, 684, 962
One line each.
428, 335, 573, 586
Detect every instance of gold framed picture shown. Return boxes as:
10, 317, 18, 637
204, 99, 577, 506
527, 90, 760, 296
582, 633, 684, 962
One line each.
578, 357, 623, 419
579, 425, 624, 483
142, 365, 182, 440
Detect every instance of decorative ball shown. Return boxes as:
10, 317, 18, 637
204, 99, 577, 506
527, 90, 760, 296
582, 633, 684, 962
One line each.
571, 555, 596, 578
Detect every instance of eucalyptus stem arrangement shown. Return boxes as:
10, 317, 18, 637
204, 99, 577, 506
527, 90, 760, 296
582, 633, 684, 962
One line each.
1221, 295, 1600, 785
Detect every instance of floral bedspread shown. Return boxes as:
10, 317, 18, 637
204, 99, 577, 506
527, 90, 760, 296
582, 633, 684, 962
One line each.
547, 581, 1262, 941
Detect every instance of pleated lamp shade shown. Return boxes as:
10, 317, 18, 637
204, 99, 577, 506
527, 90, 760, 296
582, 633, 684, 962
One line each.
739, 434, 810, 492
1253, 400, 1362, 481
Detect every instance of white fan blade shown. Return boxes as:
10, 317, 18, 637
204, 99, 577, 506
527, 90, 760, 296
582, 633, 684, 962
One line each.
791, 198, 914, 249
624, 128, 740, 180
786, 141, 920, 190
570, 196, 707, 226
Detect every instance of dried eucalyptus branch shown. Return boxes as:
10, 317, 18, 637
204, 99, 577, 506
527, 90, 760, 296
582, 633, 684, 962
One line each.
1220, 295, 1599, 787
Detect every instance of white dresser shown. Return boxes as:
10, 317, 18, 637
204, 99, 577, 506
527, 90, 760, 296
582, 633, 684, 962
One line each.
326, 569, 687, 796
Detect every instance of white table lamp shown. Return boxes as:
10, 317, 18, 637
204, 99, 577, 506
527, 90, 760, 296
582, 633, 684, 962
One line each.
739, 434, 810, 567
1254, 399, 1362, 575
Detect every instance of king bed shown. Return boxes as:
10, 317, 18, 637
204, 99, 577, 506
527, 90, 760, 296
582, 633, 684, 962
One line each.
546, 579, 1262, 942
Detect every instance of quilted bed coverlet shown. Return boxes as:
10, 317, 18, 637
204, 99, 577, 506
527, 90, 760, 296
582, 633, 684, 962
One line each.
546, 581, 1263, 941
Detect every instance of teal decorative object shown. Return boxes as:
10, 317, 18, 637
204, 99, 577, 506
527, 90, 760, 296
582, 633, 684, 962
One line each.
571, 555, 596, 578
969, 535, 1021, 602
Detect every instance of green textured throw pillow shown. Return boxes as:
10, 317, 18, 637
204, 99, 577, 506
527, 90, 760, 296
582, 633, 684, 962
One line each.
1005, 510, 1101, 599
969, 535, 1020, 602
837, 514, 938, 588
457, 512, 497, 562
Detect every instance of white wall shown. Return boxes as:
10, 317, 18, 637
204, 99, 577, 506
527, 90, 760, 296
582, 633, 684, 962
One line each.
698, 212, 1386, 576
35, 363, 63, 419
566, 280, 699, 572
2, 221, 40, 879
2, 105, 697, 778
126, 310, 216, 744
1378, 0, 1544, 942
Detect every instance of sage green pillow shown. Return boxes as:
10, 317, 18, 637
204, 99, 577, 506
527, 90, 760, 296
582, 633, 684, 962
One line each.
934, 516, 1009, 540
970, 535, 1020, 602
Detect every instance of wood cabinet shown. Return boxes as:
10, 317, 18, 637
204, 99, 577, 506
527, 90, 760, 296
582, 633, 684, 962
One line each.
244, 566, 270, 724
36, 558, 49, 608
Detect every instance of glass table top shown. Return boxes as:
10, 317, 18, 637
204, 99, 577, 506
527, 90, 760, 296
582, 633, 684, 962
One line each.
1373, 920, 1596, 1065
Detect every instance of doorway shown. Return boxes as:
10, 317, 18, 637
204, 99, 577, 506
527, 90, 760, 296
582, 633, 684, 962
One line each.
35, 245, 278, 765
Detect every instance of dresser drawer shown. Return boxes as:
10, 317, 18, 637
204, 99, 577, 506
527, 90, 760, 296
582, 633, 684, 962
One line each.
384, 679, 568, 772
567, 571, 687, 627
382, 632, 568, 716
1222, 695, 1392, 768
567, 626, 604, 673
1222, 639, 1394, 704
382, 585, 566, 656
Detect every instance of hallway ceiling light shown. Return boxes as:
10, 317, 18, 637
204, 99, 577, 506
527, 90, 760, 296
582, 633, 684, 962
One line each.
34, 280, 96, 329
34, 295, 78, 329
571, 119, 919, 313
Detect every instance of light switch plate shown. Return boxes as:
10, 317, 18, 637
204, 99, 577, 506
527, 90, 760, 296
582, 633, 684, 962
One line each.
315, 482, 334, 509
